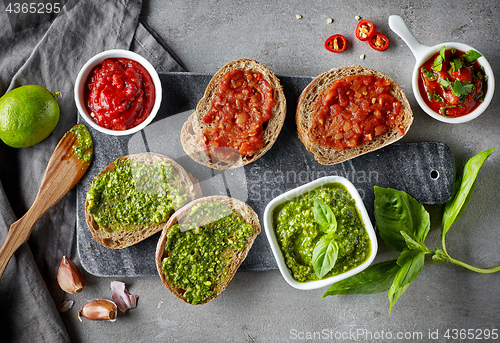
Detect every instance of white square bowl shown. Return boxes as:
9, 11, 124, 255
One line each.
263, 176, 378, 290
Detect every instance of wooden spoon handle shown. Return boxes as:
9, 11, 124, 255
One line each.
0, 207, 40, 277
0, 124, 92, 280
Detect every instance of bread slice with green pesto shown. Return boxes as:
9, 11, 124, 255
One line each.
296, 65, 413, 165
181, 58, 286, 170
85, 152, 201, 249
155, 195, 260, 304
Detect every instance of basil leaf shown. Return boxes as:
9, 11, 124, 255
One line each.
440, 46, 446, 61
450, 80, 474, 97
475, 73, 485, 101
374, 186, 431, 251
396, 248, 417, 267
463, 49, 482, 63
450, 58, 463, 72
388, 251, 425, 313
313, 198, 337, 234
433, 54, 443, 71
421, 67, 437, 81
438, 77, 451, 89
400, 231, 432, 254
430, 93, 444, 103
322, 261, 400, 296
440, 105, 457, 117
442, 147, 499, 239
312, 234, 339, 279
480, 67, 488, 82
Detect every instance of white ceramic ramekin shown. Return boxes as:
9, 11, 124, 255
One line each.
74, 49, 162, 136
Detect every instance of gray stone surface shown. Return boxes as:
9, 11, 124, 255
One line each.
63, 1, 500, 342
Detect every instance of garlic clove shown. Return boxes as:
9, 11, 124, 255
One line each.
58, 300, 74, 313
57, 255, 85, 294
78, 300, 117, 322
111, 281, 138, 312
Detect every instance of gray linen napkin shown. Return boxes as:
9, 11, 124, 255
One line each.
0, 0, 183, 341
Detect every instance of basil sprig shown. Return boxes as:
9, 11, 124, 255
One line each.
439, 147, 499, 258
323, 147, 500, 313
312, 198, 340, 279
373, 187, 432, 313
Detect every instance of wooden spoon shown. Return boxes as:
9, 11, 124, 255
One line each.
0, 124, 93, 279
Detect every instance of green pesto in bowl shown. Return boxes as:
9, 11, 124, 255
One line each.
273, 182, 371, 282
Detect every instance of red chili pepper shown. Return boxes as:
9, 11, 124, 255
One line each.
355, 19, 375, 41
325, 34, 347, 53
369, 32, 389, 51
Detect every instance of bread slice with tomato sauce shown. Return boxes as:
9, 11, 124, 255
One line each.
155, 195, 260, 304
296, 65, 413, 165
84, 152, 201, 249
181, 58, 286, 170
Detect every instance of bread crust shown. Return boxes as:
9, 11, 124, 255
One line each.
155, 195, 260, 304
181, 58, 286, 170
84, 152, 201, 249
296, 65, 413, 165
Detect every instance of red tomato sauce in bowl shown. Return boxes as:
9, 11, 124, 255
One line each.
309, 75, 403, 151
202, 69, 275, 158
418, 47, 487, 118
84, 58, 156, 131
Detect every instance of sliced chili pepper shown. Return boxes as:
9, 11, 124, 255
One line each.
355, 19, 375, 41
369, 32, 389, 51
325, 34, 347, 53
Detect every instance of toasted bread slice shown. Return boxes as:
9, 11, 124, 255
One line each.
155, 195, 260, 304
296, 65, 413, 165
181, 58, 286, 169
85, 152, 201, 249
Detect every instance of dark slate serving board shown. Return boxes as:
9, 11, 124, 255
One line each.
76, 72, 454, 277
